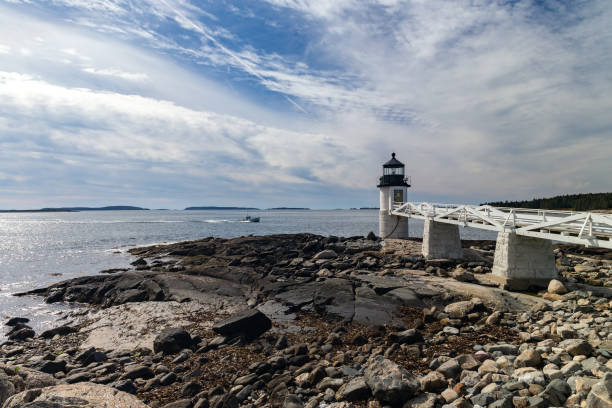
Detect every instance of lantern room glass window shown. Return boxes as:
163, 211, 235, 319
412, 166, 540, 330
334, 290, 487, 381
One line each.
384, 167, 404, 175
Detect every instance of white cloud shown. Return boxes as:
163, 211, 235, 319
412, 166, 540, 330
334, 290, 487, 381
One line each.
82, 67, 148, 81
0, 71, 357, 189
0, 44, 9, 54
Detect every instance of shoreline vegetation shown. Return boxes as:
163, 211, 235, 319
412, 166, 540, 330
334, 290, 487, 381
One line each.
1, 233, 610, 407
485, 192, 612, 211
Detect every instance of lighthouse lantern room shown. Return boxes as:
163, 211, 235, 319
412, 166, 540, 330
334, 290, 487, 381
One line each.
377, 153, 410, 239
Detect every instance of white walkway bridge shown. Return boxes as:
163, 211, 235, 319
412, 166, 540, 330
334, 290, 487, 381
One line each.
388, 202, 612, 290
392, 202, 612, 249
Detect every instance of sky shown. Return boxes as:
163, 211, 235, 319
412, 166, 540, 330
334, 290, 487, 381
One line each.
0, 0, 610, 209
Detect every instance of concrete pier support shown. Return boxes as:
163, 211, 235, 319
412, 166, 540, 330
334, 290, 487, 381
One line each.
492, 231, 557, 290
422, 219, 463, 259
379, 211, 409, 239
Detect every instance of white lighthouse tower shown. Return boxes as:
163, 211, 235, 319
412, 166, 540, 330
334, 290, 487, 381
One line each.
378, 152, 410, 239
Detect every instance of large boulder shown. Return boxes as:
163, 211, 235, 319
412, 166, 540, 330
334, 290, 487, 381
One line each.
212, 309, 271, 340
547, 279, 568, 295
585, 373, 612, 408
364, 356, 419, 405
2, 383, 149, 407
153, 327, 193, 355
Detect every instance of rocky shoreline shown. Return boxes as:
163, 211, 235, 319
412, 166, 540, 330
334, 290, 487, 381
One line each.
1, 233, 611, 408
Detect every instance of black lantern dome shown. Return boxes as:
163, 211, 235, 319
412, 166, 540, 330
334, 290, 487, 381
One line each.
377, 152, 410, 187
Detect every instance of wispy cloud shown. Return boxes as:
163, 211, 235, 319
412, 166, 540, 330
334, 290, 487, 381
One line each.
82, 67, 148, 81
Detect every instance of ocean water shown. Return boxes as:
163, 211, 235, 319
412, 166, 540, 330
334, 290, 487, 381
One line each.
0, 209, 496, 339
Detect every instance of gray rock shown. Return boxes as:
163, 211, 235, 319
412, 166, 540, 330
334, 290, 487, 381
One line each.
40, 325, 78, 339
283, 394, 304, 408
364, 356, 419, 405
527, 395, 549, 408
36, 360, 67, 375
154, 327, 193, 355
338, 377, 370, 401
564, 339, 593, 357
112, 379, 137, 394
194, 399, 210, 408
235, 384, 253, 402
470, 393, 494, 406
162, 399, 195, 408
313, 250, 338, 260
316, 377, 343, 391
561, 361, 582, 377
160, 372, 178, 386
388, 329, 423, 344
444, 301, 475, 319
514, 349, 541, 368
182, 381, 203, 397
547, 279, 568, 295
541, 378, 571, 407
420, 371, 447, 392
121, 365, 154, 380
0, 375, 16, 406
489, 397, 513, 408
485, 311, 502, 325
75, 347, 107, 365
485, 344, 518, 355
65, 372, 95, 384
7, 327, 35, 341
402, 393, 438, 408
5, 317, 29, 326
436, 359, 461, 379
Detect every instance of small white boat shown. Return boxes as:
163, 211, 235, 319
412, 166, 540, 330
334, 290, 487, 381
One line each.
243, 216, 260, 223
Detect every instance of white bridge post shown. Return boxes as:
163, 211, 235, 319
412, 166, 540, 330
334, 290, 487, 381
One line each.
491, 231, 558, 290
422, 218, 463, 259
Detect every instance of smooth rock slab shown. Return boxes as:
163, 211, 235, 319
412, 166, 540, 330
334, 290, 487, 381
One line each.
2, 383, 149, 407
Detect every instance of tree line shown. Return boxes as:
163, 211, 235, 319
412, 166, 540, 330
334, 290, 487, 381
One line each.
484, 192, 612, 211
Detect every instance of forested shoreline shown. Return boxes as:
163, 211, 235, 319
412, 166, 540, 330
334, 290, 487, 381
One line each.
485, 192, 612, 211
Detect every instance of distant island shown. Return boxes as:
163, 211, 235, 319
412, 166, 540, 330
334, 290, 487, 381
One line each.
185, 206, 260, 211
484, 192, 612, 211
266, 207, 310, 210
0, 206, 149, 213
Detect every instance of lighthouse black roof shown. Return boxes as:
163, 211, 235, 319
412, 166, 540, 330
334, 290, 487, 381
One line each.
378, 152, 410, 187
383, 152, 404, 168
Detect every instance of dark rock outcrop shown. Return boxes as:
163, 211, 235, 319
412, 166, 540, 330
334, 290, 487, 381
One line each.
212, 309, 272, 340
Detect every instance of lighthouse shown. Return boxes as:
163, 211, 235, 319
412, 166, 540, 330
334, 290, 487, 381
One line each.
377, 153, 410, 239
